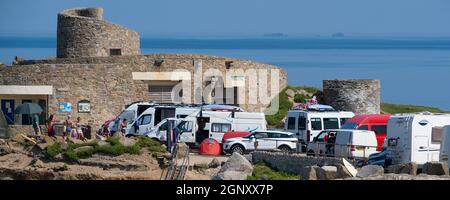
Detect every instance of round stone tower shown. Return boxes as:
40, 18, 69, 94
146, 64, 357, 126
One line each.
323, 79, 380, 114
57, 7, 140, 58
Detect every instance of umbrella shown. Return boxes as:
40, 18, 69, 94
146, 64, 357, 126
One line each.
14, 102, 43, 115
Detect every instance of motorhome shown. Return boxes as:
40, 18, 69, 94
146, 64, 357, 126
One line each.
126, 106, 199, 135
439, 125, 450, 167
341, 114, 392, 151
103, 101, 155, 134
284, 105, 354, 144
385, 113, 450, 166
175, 110, 266, 145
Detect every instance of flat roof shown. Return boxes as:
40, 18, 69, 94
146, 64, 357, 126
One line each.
0, 85, 53, 95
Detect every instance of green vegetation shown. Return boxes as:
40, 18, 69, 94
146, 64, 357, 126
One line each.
44, 136, 166, 161
381, 103, 444, 114
247, 162, 298, 180
46, 143, 62, 158
17, 140, 34, 147
136, 136, 167, 153
293, 93, 309, 103
265, 88, 292, 127
286, 85, 320, 94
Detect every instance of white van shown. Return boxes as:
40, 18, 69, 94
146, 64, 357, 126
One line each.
126, 106, 198, 136
285, 109, 354, 143
439, 125, 450, 167
334, 129, 379, 159
176, 110, 266, 145
106, 102, 155, 134
385, 113, 450, 166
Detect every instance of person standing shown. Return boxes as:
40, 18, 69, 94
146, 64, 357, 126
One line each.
32, 112, 42, 135
47, 114, 55, 137
64, 115, 73, 141
76, 117, 86, 141
119, 118, 127, 137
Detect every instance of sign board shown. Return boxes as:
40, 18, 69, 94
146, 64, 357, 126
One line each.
77, 100, 91, 113
58, 102, 72, 113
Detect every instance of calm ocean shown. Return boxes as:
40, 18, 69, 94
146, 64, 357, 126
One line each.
1, 37, 450, 110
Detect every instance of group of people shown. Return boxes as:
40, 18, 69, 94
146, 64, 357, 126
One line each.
101, 118, 128, 138
46, 114, 86, 141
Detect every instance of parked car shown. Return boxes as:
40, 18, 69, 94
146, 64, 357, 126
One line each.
306, 129, 339, 156
334, 129, 379, 159
221, 131, 251, 144
222, 130, 297, 154
385, 113, 450, 166
341, 114, 391, 151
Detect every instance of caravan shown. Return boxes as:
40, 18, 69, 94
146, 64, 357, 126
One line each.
285, 106, 354, 144
439, 125, 450, 167
175, 110, 266, 145
385, 113, 450, 166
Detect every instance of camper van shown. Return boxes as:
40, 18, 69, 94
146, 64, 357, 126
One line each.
439, 125, 450, 167
385, 113, 450, 166
175, 110, 266, 145
102, 102, 155, 135
341, 114, 392, 151
126, 106, 199, 135
285, 107, 354, 144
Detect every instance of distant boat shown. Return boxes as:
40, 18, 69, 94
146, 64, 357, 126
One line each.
263, 33, 288, 37
332, 32, 345, 38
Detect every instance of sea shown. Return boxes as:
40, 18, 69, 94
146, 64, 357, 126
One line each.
1, 37, 450, 110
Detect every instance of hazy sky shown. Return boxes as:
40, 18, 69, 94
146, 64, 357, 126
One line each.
0, 0, 450, 37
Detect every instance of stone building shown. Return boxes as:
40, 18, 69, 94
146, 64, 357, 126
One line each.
323, 79, 381, 114
0, 8, 287, 128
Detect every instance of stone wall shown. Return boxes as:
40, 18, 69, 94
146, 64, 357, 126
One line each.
252, 151, 344, 175
323, 79, 380, 114
1, 54, 287, 128
57, 8, 140, 58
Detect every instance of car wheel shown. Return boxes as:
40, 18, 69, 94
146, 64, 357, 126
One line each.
231, 145, 245, 155
278, 145, 291, 152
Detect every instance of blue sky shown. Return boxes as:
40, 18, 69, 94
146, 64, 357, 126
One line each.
0, 0, 450, 37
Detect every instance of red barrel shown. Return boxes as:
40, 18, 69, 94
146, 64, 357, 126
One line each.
198, 138, 222, 156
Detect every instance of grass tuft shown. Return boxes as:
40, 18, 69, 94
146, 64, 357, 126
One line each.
247, 162, 298, 180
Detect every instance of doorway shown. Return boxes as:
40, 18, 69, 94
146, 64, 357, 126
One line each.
1, 99, 15, 125
21, 100, 32, 125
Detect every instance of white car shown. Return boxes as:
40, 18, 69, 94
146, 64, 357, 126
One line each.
222, 130, 298, 155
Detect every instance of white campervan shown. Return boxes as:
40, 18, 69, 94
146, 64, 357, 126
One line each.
176, 110, 266, 145
285, 108, 354, 143
126, 106, 198, 136
385, 113, 450, 166
439, 125, 450, 167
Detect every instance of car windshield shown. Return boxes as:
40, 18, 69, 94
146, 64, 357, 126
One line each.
341, 122, 358, 129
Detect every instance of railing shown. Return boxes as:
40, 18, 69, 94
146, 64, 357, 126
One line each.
161, 143, 190, 180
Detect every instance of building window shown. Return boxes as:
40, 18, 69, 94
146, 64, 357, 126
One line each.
287, 117, 296, 130
225, 61, 234, 69
110, 49, 122, 56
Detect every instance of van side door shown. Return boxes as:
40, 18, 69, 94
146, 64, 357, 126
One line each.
137, 114, 153, 135
178, 120, 196, 143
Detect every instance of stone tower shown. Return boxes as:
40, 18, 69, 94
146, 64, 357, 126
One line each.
323, 79, 381, 114
57, 7, 140, 58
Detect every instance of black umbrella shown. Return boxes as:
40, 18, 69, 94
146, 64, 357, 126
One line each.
14, 102, 43, 115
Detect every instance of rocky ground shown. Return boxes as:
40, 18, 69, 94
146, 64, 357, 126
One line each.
0, 134, 226, 180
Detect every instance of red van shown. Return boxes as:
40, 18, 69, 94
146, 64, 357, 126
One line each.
341, 114, 391, 151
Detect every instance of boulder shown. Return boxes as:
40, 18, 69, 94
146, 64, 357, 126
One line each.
0, 139, 6, 145
74, 146, 94, 154
386, 162, 417, 175
422, 162, 449, 176
299, 166, 318, 180
32, 159, 45, 168
356, 165, 384, 178
342, 158, 357, 176
98, 140, 110, 146
336, 164, 354, 179
212, 171, 250, 180
0, 144, 12, 156
208, 158, 221, 168
54, 153, 64, 161
175, 143, 189, 158
43, 136, 55, 144
219, 152, 253, 174
36, 143, 50, 151
285, 89, 296, 97
119, 137, 137, 146
316, 166, 337, 180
